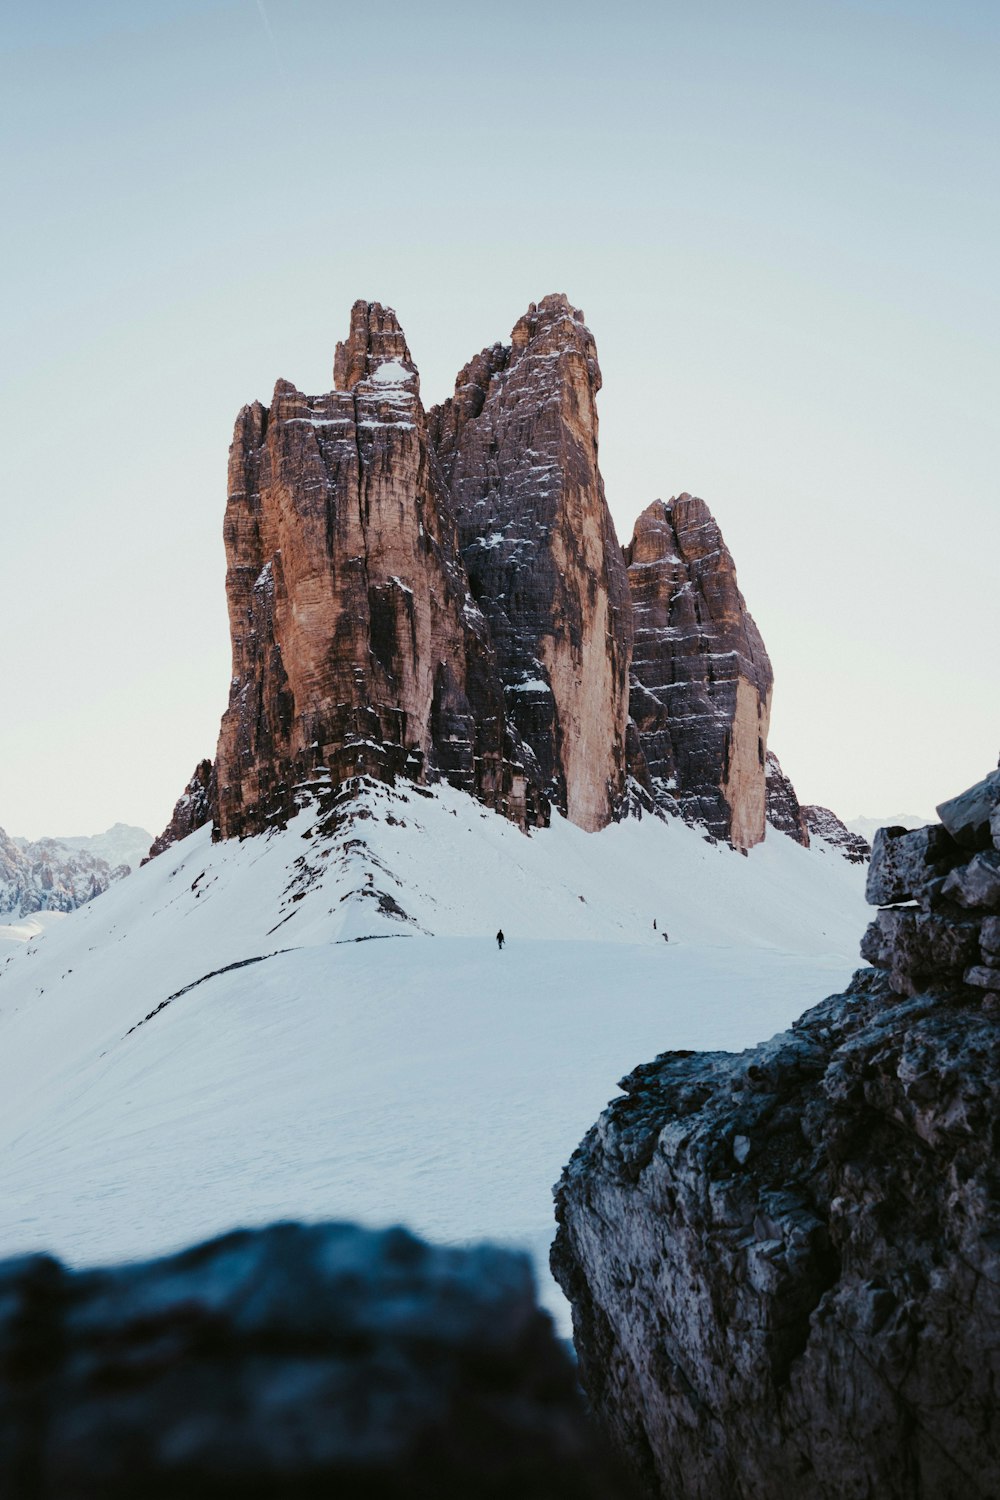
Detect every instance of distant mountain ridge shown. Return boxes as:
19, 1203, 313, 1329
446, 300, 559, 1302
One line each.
0, 822, 151, 918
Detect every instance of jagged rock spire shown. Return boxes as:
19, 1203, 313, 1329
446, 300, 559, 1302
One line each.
430, 293, 632, 832
625, 495, 773, 850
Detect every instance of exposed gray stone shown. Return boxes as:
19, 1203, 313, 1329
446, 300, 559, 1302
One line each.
552, 967, 1000, 1500
981, 915, 1000, 962
764, 751, 810, 846
859, 907, 981, 993
937, 769, 1000, 850
965, 964, 1000, 990
865, 822, 962, 906
555, 763, 1000, 1500
0, 1220, 634, 1498
941, 850, 1000, 910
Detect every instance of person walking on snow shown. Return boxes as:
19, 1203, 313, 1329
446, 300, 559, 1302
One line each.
496, 929, 505, 950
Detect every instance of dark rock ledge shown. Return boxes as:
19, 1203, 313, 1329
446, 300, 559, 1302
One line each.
552, 766, 1000, 1500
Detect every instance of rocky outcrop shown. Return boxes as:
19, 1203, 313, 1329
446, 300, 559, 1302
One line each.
624, 496, 772, 850
214, 301, 544, 840
156, 294, 811, 853
552, 764, 1000, 1500
0, 1219, 634, 1499
144, 758, 214, 862
764, 750, 810, 845
802, 804, 871, 863
0, 829, 128, 917
430, 295, 632, 831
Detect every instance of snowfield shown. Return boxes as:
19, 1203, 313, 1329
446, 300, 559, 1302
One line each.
0, 780, 871, 1326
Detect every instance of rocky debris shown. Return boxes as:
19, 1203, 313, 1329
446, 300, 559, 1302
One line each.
552, 763, 1000, 1500
0, 828, 127, 917
213, 300, 545, 842
623, 496, 772, 850
144, 758, 214, 862
430, 294, 632, 832
0, 1220, 634, 1499
764, 751, 810, 846
801, 803, 870, 862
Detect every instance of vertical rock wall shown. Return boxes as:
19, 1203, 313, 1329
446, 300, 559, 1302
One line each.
214, 302, 541, 839
624, 496, 773, 849
430, 295, 632, 832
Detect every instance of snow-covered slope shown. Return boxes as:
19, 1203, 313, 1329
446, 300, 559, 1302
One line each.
0, 780, 869, 1325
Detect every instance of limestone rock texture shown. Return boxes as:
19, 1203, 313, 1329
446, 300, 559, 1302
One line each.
214, 301, 540, 840
552, 765, 1000, 1500
0, 1220, 635, 1499
764, 750, 810, 846
430, 294, 632, 832
143, 758, 214, 863
801, 804, 871, 863
623, 496, 772, 849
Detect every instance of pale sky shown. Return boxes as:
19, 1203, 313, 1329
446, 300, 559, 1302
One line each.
2, 0, 997, 839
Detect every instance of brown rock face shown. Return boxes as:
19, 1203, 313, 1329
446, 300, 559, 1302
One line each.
430, 295, 632, 832
153, 295, 804, 855
214, 301, 543, 839
624, 496, 773, 849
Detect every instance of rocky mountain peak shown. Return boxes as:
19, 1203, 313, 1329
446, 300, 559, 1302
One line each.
151, 294, 844, 860
429, 294, 629, 832
332, 299, 418, 393
624, 492, 773, 849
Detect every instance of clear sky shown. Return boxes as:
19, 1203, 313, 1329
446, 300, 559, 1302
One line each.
2, 0, 997, 838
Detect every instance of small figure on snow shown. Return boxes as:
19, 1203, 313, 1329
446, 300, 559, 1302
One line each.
496, 929, 505, 950
653, 918, 657, 930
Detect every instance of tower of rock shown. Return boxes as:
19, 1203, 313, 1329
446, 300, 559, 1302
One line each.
214, 302, 544, 839
153, 295, 811, 860
625, 495, 773, 850
430, 294, 633, 833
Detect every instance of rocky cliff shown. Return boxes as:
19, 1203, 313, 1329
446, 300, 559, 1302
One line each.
0, 1219, 635, 1498
430, 294, 632, 831
152, 294, 824, 858
552, 765, 1000, 1499
624, 496, 773, 850
214, 301, 543, 839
